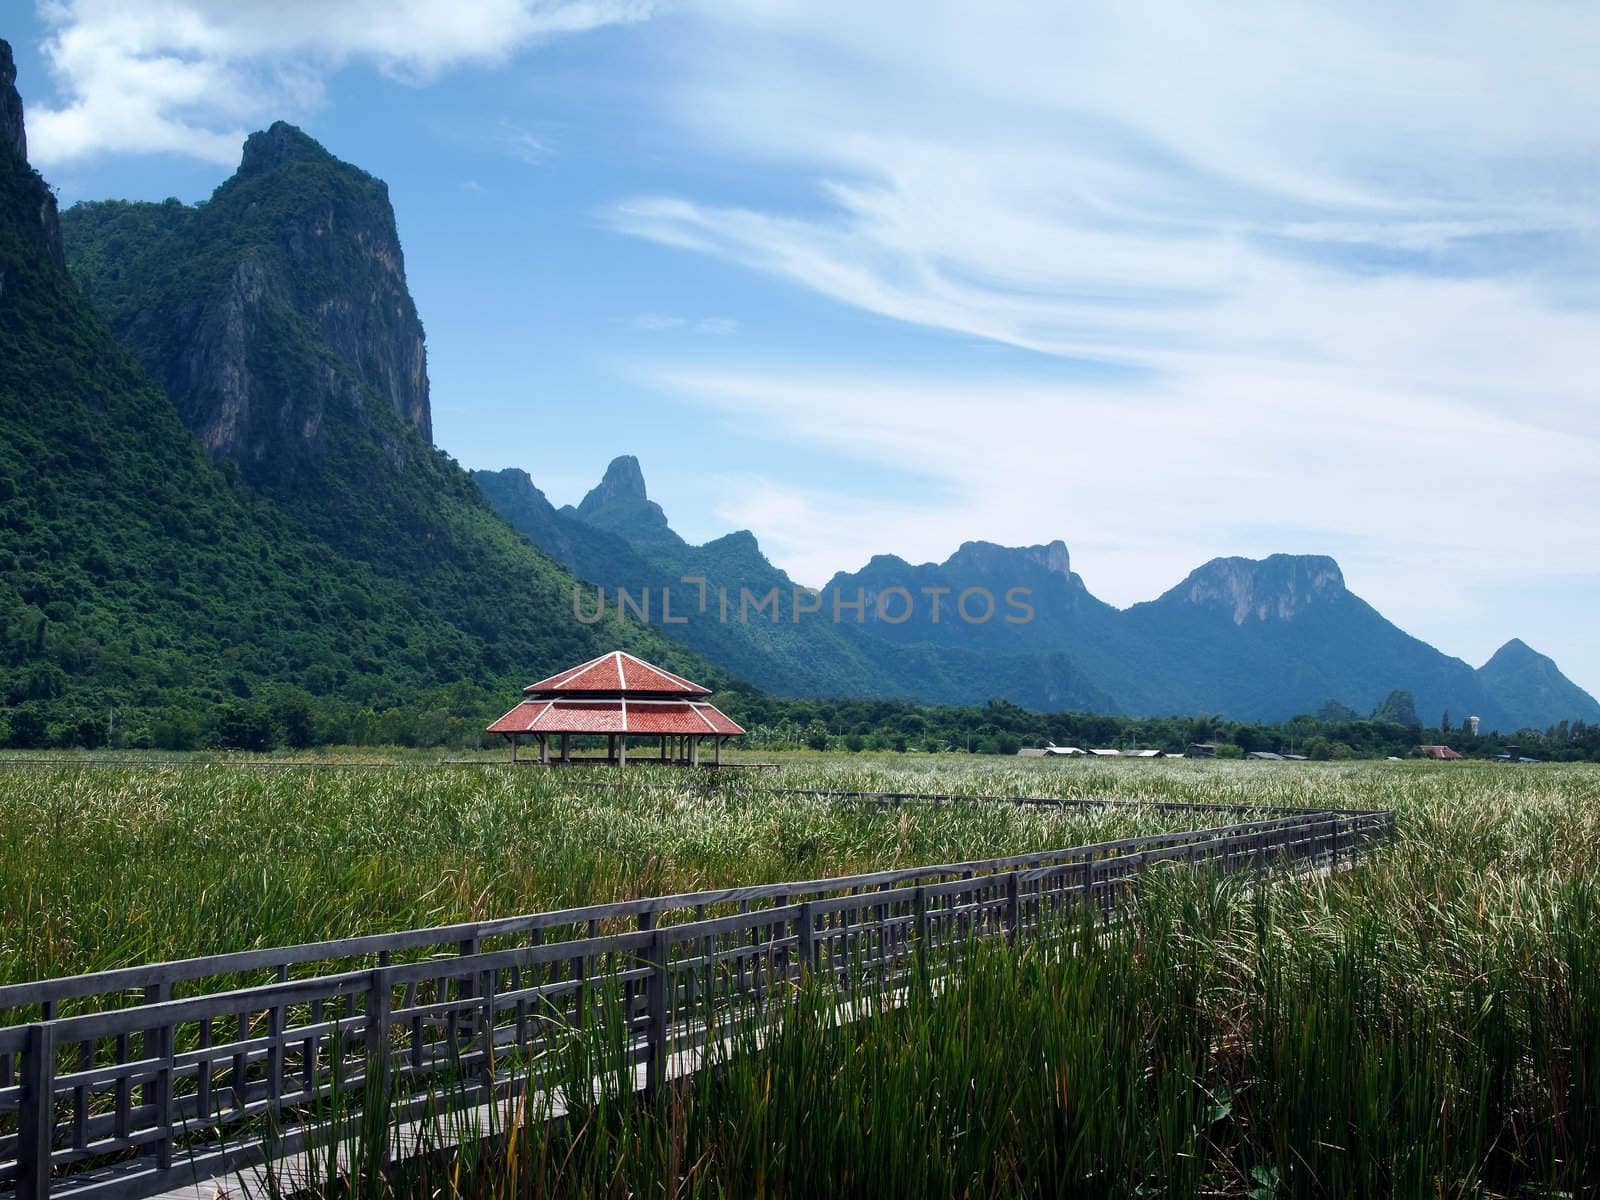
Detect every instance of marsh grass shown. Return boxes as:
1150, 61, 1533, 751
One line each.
286, 867, 1599, 1199
1, 758, 1228, 984
4, 757, 1598, 1195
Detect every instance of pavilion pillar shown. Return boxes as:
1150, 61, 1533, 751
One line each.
619, 735, 628, 767
539, 733, 550, 765
715, 736, 722, 766
660, 735, 667, 761
561, 733, 570, 763
690, 736, 700, 767
510, 735, 518, 764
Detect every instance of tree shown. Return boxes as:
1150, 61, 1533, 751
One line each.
217, 703, 277, 752
1440, 711, 1452, 733
1371, 690, 1421, 729
152, 712, 202, 751
1316, 700, 1361, 723
6, 708, 46, 748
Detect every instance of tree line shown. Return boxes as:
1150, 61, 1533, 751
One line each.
4, 680, 1596, 762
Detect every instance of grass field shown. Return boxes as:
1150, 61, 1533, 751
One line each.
2, 755, 1597, 1196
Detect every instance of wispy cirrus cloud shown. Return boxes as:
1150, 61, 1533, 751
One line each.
610, 1, 1600, 681
631, 313, 738, 335
27, 0, 656, 165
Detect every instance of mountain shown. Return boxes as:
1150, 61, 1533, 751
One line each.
1120, 555, 1510, 727
1476, 639, 1600, 730
566, 455, 675, 544
0, 42, 520, 747
476, 462, 1122, 710
480, 455, 1596, 729
58, 120, 722, 720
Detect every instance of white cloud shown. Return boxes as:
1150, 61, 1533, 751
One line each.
27, 0, 655, 165
605, 1, 1600, 684
632, 313, 687, 331
630, 314, 739, 335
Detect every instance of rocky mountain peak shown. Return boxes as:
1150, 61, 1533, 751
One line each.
238, 121, 338, 178
587, 455, 649, 505
62, 119, 435, 474
944, 538, 1073, 580
573, 455, 676, 541
1163, 553, 1346, 624
1484, 637, 1536, 665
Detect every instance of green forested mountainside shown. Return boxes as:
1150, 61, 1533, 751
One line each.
0, 61, 723, 748
0, 92, 472, 747
55, 123, 728, 737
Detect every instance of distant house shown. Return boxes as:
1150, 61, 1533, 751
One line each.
1019, 743, 1085, 757
1188, 743, 1218, 758
1418, 745, 1463, 761
1246, 751, 1286, 761
1087, 748, 1123, 757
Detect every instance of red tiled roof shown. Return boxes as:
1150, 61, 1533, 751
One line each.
523, 651, 712, 697
486, 698, 745, 737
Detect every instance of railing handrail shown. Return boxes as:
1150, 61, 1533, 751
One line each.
0, 809, 1380, 1017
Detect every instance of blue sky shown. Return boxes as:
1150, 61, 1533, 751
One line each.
8, 1, 1600, 700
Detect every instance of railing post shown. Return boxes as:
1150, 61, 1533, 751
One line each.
796, 902, 815, 981
153, 1016, 174, 1170
366, 968, 392, 1098
19, 1021, 55, 1200
1005, 871, 1020, 945
644, 928, 670, 1103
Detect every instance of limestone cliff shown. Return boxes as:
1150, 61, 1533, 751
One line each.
0, 39, 63, 273
62, 122, 430, 488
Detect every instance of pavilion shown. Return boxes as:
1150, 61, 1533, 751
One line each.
486, 650, 745, 766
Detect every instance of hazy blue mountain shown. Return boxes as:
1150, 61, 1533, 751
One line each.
1120, 555, 1512, 726
475, 462, 1123, 711
480, 457, 1596, 729
1476, 638, 1600, 729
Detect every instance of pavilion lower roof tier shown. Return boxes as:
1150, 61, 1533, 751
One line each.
486, 698, 745, 737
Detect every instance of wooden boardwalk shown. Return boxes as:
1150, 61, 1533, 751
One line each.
0, 795, 1394, 1200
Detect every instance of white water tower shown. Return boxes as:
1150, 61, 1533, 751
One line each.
1466, 715, 1480, 737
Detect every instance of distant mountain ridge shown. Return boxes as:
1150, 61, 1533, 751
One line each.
480, 456, 1599, 731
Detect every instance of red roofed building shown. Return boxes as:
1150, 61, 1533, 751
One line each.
487, 651, 745, 766
1418, 744, 1463, 761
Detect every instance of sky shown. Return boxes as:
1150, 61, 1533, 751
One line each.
7, 0, 1600, 697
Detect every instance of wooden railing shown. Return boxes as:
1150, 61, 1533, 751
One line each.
0, 804, 1394, 1200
